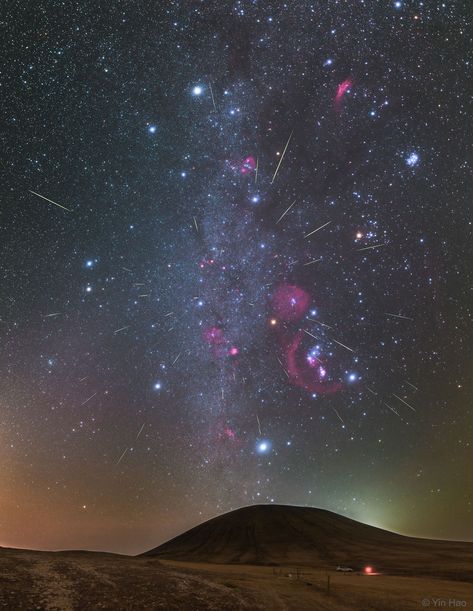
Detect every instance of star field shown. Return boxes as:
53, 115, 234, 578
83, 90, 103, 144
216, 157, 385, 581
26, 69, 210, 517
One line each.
1, 1, 472, 554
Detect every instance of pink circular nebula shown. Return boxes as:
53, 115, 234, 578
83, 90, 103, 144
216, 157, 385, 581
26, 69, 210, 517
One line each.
271, 284, 310, 322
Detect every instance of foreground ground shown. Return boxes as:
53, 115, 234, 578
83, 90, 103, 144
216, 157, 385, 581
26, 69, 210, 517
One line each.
0, 548, 472, 610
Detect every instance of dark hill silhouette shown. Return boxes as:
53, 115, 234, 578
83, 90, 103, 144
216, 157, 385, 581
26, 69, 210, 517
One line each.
142, 504, 473, 579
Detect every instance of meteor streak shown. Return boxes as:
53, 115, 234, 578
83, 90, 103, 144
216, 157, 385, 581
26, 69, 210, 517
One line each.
81, 392, 97, 406
330, 338, 354, 353
356, 243, 386, 252
116, 447, 128, 466
393, 393, 416, 411
28, 190, 71, 211
271, 131, 293, 184
385, 312, 414, 321
304, 221, 331, 238
276, 200, 296, 224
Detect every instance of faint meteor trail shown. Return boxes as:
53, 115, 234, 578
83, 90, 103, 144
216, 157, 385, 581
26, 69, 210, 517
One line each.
356, 243, 387, 252
81, 392, 97, 406
304, 258, 322, 266
254, 156, 259, 183
122, 267, 133, 272
330, 338, 355, 353
256, 414, 262, 436
28, 190, 71, 211
113, 326, 129, 334
271, 131, 293, 184
208, 81, 216, 111
307, 318, 333, 329
304, 221, 331, 239
116, 447, 128, 466
136, 423, 145, 440
172, 352, 181, 365
332, 407, 344, 424
405, 381, 418, 391
276, 199, 296, 224
366, 386, 378, 396
303, 329, 319, 341
393, 393, 416, 411
385, 312, 414, 321
44, 312, 61, 318
276, 356, 289, 378
384, 402, 401, 417
193, 216, 199, 232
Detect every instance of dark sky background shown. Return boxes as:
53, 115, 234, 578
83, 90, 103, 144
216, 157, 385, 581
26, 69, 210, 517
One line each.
1, 1, 472, 555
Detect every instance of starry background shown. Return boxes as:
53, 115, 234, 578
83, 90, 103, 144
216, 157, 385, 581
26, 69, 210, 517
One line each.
1, 1, 472, 555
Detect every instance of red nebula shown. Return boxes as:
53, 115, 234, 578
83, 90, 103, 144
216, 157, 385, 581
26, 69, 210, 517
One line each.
240, 155, 256, 174
271, 284, 310, 322
229, 155, 256, 175
203, 326, 225, 345
199, 257, 215, 269
223, 427, 236, 441
284, 331, 343, 395
203, 328, 239, 359
334, 78, 352, 111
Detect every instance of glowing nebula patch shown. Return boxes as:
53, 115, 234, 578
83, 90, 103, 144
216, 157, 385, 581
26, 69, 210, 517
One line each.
284, 331, 343, 395
334, 78, 352, 111
229, 155, 256, 175
271, 284, 310, 322
202, 327, 240, 359
203, 326, 225, 345
240, 155, 256, 174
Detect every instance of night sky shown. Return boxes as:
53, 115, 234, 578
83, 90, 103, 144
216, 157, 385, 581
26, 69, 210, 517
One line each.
1, 1, 472, 555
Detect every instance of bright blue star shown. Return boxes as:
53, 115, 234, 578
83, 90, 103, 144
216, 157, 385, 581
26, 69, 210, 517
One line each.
348, 373, 358, 382
192, 85, 203, 96
323, 58, 333, 66
85, 260, 94, 268
153, 382, 162, 391
148, 125, 157, 134
256, 440, 271, 454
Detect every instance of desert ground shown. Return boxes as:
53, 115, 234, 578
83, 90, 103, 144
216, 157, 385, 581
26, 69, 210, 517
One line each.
1, 547, 472, 610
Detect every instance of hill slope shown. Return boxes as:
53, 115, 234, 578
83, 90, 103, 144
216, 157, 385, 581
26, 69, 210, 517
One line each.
143, 504, 473, 578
